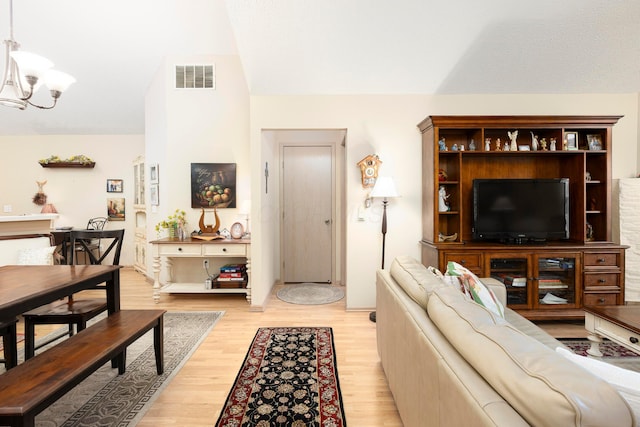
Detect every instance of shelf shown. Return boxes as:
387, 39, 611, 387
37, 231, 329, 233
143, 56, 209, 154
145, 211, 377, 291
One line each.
161, 282, 248, 294
40, 162, 96, 168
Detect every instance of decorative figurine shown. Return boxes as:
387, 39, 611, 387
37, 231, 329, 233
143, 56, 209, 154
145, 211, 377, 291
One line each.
438, 186, 450, 212
540, 138, 548, 151
530, 132, 539, 151
485, 138, 491, 151
438, 137, 447, 151
451, 143, 458, 151
586, 222, 594, 241
585, 171, 592, 181
563, 139, 568, 151
503, 141, 510, 151
495, 138, 501, 151
508, 130, 518, 151
459, 144, 465, 151
550, 138, 557, 151
469, 139, 476, 151
438, 168, 448, 182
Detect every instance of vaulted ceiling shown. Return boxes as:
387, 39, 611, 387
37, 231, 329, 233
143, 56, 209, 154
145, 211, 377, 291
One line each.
1, 0, 638, 135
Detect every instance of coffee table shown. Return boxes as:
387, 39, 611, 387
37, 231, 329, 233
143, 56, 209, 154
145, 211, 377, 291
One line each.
584, 305, 640, 357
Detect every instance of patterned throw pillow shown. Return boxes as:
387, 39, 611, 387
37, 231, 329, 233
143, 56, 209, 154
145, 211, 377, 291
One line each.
17, 246, 55, 265
446, 261, 505, 318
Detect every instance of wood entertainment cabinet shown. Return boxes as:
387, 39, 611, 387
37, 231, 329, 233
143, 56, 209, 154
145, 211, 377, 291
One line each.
418, 115, 627, 320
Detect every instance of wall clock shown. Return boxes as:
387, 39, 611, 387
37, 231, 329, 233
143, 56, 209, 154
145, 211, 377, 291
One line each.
357, 154, 382, 188
230, 222, 244, 239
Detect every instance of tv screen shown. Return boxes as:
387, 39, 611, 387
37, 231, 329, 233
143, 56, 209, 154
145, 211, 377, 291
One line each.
472, 178, 569, 242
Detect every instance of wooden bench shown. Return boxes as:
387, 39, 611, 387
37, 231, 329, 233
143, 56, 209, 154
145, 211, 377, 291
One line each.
0, 309, 165, 427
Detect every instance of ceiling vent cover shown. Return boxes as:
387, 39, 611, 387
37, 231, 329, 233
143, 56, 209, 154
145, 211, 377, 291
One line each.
175, 65, 215, 89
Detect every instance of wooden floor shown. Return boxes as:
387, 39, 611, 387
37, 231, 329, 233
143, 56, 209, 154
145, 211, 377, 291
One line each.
106, 268, 402, 426
25, 267, 591, 426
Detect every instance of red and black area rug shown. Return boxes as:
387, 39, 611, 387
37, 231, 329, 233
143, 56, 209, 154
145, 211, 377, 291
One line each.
215, 327, 347, 427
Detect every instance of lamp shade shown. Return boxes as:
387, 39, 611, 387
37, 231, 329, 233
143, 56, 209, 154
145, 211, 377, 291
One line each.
45, 70, 76, 93
10, 51, 53, 79
370, 176, 400, 199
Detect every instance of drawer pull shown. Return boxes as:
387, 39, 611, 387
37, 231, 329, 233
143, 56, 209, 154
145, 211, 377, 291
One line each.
460, 260, 466, 265
631, 337, 639, 344
598, 278, 607, 283
178, 247, 183, 252
597, 258, 606, 263
598, 298, 606, 304
223, 248, 227, 252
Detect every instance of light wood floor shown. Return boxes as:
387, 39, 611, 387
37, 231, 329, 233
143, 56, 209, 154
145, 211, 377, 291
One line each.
91, 268, 402, 426
25, 267, 590, 426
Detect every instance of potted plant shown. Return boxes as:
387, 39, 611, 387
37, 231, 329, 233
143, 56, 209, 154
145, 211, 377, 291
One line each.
155, 209, 188, 239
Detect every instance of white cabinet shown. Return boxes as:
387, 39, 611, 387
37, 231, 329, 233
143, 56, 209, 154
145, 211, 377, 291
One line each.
150, 238, 251, 303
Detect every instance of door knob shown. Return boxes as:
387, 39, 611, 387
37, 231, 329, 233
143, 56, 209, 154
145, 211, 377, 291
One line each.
325, 219, 331, 225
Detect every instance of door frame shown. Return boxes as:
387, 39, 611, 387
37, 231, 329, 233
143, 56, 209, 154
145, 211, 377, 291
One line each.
278, 132, 344, 285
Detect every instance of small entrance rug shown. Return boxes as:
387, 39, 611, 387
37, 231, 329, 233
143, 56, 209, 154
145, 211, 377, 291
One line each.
15, 311, 223, 427
277, 284, 345, 305
216, 326, 347, 427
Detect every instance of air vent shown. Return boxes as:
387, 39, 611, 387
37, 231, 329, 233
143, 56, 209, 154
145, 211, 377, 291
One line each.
175, 65, 215, 89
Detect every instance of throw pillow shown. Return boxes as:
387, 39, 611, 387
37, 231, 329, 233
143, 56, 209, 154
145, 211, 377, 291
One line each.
17, 246, 55, 265
556, 347, 640, 418
446, 261, 505, 318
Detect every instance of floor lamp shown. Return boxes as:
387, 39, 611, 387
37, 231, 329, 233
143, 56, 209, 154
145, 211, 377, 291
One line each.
369, 176, 400, 322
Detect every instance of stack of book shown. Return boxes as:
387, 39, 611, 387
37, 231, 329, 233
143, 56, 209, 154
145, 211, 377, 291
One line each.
214, 264, 247, 288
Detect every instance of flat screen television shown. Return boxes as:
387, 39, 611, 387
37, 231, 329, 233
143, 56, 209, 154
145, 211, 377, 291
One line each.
472, 178, 570, 243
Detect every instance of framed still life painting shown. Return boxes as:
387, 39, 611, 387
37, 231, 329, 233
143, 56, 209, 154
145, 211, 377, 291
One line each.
190, 163, 237, 208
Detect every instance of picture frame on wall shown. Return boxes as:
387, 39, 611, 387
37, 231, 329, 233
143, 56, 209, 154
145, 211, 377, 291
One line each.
107, 198, 125, 221
190, 163, 237, 208
106, 179, 123, 193
149, 163, 159, 184
565, 132, 579, 150
150, 184, 159, 206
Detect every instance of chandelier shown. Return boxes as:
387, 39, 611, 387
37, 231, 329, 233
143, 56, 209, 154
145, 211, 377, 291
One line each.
0, 0, 75, 109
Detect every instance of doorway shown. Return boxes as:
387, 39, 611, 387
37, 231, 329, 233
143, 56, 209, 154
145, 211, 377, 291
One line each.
275, 130, 345, 285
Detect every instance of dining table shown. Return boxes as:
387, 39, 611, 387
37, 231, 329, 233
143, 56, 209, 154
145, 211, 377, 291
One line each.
0, 264, 122, 321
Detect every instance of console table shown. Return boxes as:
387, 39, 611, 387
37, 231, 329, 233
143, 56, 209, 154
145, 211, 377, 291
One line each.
150, 237, 251, 303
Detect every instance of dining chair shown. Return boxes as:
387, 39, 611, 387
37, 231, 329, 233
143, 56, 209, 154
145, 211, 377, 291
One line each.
23, 229, 125, 359
73, 217, 109, 264
0, 318, 18, 370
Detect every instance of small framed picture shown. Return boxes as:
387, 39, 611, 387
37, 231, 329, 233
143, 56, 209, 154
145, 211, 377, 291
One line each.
150, 184, 159, 206
149, 163, 159, 184
565, 132, 579, 150
587, 134, 603, 151
107, 198, 125, 221
106, 179, 123, 193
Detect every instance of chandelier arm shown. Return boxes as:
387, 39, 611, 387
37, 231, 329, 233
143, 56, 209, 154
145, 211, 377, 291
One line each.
26, 92, 59, 110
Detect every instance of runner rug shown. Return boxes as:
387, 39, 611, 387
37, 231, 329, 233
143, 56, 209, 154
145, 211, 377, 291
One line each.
13, 311, 223, 427
216, 326, 347, 427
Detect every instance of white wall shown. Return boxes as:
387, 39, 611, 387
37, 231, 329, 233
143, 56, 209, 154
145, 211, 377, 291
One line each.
144, 54, 250, 281
250, 93, 640, 310
0, 135, 144, 265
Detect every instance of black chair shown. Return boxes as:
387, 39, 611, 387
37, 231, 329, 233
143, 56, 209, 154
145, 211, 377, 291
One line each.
0, 318, 18, 370
73, 217, 109, 263
23, 229, 125, 359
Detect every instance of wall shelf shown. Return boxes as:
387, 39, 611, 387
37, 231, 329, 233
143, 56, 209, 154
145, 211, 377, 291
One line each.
39, 162, 95, 168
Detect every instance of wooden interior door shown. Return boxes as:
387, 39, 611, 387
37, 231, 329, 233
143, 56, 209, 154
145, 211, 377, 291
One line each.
282, 145, 333, 283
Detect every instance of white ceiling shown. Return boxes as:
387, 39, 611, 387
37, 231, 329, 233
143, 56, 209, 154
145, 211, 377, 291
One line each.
1, 0, 639, 135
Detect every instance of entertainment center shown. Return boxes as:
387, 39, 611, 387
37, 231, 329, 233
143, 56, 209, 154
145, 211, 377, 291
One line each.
419, 115, 626, 320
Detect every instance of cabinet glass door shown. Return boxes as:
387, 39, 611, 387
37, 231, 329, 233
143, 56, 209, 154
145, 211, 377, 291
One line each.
489, 257, 529, 308
535, 255, 577, 308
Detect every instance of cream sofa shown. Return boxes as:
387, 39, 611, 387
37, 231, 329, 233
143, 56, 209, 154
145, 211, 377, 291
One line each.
376, 255, 636, 427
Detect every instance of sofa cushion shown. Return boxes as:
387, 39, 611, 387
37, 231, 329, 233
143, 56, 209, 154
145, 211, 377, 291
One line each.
427, 285, 634, 427
446, 261, 505, 318
389, 255, 446, 310
16, 245, 55, 265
